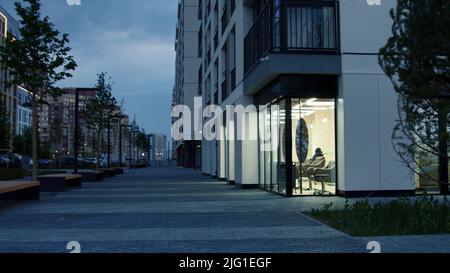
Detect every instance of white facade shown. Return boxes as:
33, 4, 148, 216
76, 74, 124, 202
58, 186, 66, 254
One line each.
173, 0, 202, 141
172, 0, 203, 168
196, 0, 414, 197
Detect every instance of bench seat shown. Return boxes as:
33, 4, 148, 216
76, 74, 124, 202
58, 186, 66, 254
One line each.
0, 181, 40, 200
38, 174, 82, 192
77, 171, 104, 182
102, 168, 117, 177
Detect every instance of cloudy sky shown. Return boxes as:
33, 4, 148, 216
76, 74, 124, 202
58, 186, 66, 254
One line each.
0, 0, 177, 136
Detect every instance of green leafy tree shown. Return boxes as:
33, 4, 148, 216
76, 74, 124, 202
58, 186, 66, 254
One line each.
84, 73, 117, 169
12, 133, 25, 155
39, 140, 51, 159
13, 127, 32, 156
135, 130, 150, 162
0, 101, 10, 150
0, 0, 77, 180
379, 0, 450, 195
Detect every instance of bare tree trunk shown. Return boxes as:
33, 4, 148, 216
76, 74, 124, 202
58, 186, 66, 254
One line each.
32, 94, 38, 181
438, 110, 449, 196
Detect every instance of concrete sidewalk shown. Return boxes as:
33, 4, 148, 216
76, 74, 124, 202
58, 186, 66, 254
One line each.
0, 166, 366, 253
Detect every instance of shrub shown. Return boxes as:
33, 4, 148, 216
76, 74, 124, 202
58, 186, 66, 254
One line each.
309, 197, 450, 236
0, 168, 25, 181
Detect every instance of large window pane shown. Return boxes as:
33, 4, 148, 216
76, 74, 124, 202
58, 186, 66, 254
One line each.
259, 107, 265, 189
271, 103, 279, 192
292, 98, 336, 196
286, 5, 336, 50
264, 105, 271, 190
278, 99, 287, 194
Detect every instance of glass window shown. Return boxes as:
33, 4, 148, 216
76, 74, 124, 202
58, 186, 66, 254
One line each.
271, 103, 279, 192
259, 107, 266, 189
278, 99, 286, 194
286, 6, 336, 50
292, 98, 336, 196
264, 105, 271, 190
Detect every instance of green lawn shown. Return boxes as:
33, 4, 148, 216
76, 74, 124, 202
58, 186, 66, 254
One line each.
308, 197, 450, 236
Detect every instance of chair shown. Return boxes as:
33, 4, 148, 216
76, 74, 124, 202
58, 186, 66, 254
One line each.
314, 161, 336, 194
302, 157, 326, 176
295, 157, 326, 191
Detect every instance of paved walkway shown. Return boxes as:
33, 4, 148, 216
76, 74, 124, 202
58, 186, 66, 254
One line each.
0, 166, 366, 253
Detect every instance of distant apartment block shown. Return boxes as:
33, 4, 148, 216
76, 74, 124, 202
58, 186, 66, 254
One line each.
148, 133, 167, 163
38, 88, 128, 161
172, 0, 202, 169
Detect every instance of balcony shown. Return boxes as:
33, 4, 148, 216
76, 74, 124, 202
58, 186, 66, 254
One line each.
244, 0, 340, 74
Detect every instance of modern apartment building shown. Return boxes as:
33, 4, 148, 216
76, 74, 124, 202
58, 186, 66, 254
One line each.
149, 133, 168, 163
16, 86, 32, 135
197, 0, 420, 197
0, 6, 20, 139
173, 0, 202, 169
37, 88, 128, 161
38, 88, 94, 156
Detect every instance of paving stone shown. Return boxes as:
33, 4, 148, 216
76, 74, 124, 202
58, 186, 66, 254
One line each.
0, 166, 381, 253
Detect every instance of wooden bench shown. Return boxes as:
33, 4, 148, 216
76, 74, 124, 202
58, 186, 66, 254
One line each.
37, 174, 82, 192
0, 181, 40, 200
102, 168, 117, 177
76, 171, 104, 183
115, 167, 124, 175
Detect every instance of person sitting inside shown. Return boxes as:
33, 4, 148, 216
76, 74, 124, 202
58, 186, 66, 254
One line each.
303, 149, 325, 172
296, 149, 326, 189
303, 148, 326, 190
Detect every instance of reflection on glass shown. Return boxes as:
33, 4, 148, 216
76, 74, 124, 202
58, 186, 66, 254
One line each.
271, 103, 279, 192
258, 99, 286, 194
292, 98, 336, 196
259, 106, 265, 190
278, 99, 286, 194
415, 153, 443, 195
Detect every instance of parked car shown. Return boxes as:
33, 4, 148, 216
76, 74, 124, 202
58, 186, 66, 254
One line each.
0, 155, 10, 164
84, 158, 98, 165
37, 159, 53, 168
1, 153, 23, 168
60, 157, 75, 165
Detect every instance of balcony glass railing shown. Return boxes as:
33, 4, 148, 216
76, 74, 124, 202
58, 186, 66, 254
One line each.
244, 0, 339, 74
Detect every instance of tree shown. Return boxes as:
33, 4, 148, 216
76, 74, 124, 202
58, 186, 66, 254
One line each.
0, 101, 10, 150
0, 0, 77, 180
13, 128, 32, 156
135, 130, 150, 160
12, 133, 25, 155
39, 140, 51, 159
379, 0, 450, 195
84, 73, 117, 169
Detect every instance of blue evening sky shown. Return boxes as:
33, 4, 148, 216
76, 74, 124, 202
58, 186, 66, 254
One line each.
0, 0, 178, 136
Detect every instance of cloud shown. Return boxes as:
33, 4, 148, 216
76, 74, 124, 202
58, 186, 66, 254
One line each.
40, 0, 178, 136
0, 0, 177, 136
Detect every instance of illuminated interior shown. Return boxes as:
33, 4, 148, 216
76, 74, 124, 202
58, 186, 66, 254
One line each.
291, 98, 336, 196
258, 98, 336, 196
